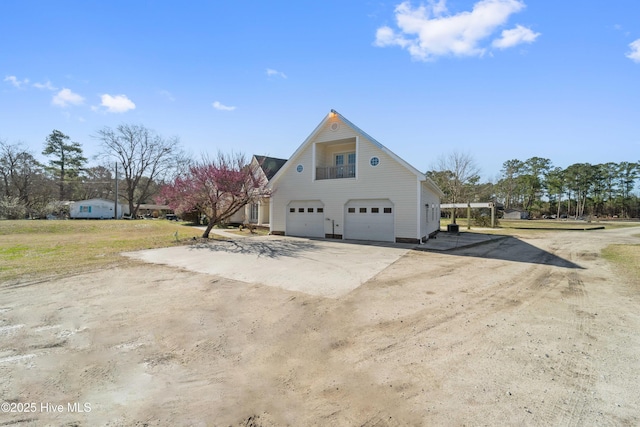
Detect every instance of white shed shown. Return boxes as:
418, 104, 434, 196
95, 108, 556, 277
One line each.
503, 209, 529, 220
69, 198, 128, 219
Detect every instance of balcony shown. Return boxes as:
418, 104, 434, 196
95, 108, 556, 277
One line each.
316, 164, 356, 180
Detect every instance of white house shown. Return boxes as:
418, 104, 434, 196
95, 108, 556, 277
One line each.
268, 110, 444, 243
228, 155, 287, 226
69, 198, 128, 219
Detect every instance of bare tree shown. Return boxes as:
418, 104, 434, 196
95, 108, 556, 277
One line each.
79, 165, 115, 200
0, 140, 48, 217
430, 151, 480, 224
94, 124, 185, 218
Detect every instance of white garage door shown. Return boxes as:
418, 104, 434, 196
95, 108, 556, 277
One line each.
286, 201, 325, 238
344, 199, 394, 242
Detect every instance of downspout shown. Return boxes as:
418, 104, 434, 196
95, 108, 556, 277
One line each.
417, 178, 423, 244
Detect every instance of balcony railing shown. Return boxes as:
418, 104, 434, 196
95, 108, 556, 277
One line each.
316, 165, 356, 180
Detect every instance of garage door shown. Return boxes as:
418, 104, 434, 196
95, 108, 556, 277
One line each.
286, 201, 325, 238
344, 199, 394, 242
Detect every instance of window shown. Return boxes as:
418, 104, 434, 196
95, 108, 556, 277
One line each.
384, 207, 392, 214
371, 207, 379, 213
296, 164, 303, 173
307, 208, 314, 213
359, 207, 367, 213
335, 152, 356, 178
317, 207, 324, 213
289, 208, 295, 213
298, 208, 304, 213
348, 207, 355, 213
250, 203, 259, 222
370, 157, 380, 167
335, 154, 345, 178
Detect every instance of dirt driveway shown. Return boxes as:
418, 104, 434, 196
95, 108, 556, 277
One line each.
1, 227, 639, 426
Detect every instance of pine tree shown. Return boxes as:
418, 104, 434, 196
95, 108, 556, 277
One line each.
42, 130, 87, 201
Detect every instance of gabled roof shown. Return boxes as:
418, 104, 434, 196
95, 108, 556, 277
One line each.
269, 109, 445, 197
253, 155, 288, 181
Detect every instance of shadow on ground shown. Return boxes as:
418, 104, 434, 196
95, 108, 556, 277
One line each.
188, 238, 319, 259
188, 234, 583, 269
428, 235, 584, 269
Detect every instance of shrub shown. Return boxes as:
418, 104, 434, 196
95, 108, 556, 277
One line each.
0, 197, 27, 219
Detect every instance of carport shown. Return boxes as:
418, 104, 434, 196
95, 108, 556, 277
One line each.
440, 202, 499, 229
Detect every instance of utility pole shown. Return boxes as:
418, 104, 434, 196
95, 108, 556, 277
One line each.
114, 162, 118, 219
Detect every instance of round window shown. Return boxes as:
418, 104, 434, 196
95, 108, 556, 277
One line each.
370, 157, 380, 167
296, 164, 304, 173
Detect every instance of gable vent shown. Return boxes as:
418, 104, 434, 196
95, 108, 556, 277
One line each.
330, 122, 339, 131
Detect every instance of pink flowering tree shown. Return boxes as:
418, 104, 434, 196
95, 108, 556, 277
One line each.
157, 152, 270, 238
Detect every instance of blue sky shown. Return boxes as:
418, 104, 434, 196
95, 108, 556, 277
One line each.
1, 0, 639, 181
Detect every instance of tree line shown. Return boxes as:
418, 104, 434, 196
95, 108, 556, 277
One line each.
1, 124, 187, 220
428, 152, 640, 219
1, 125, 268, 238
3, 129, 639, 226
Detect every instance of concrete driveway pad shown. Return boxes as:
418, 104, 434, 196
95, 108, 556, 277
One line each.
124, 236, 410, 298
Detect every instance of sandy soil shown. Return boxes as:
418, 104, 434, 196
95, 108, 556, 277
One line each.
1, 227, 639, 426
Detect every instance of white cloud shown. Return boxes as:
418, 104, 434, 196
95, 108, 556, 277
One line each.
266, 68, 287, 79
626, 39, 640, 63
212, 101, 236, 111
375, 0, 536, 61
158, 89, 175, 102
52, 88, 85, 107
427, 0, 448, 17
100, 94, 136, 113
492, 24, 540, 49
4, 75, 29, 88
33, 80, 57, 90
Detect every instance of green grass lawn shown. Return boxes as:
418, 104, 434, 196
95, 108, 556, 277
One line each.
0, 220, 203, 283
602, 244, 640, 285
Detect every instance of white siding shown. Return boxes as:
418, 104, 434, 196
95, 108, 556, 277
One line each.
258, 198, 270, 225
420, 181, 441, 239
271, 121, 422, 241
69, 199, 127, 219
229, 209, 245, 224
314, 119, 356, 143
